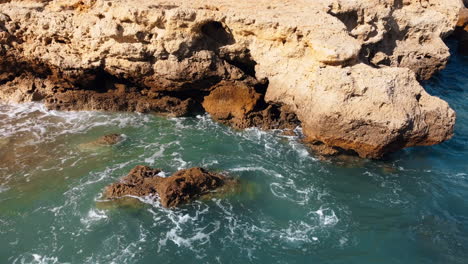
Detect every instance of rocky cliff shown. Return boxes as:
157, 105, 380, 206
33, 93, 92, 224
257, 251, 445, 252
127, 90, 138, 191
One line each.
0, 0, 461, 158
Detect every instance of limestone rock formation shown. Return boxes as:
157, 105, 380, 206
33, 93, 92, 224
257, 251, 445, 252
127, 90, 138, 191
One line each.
104, 165, 233, 208
287, 65, 455, 158
0, 0, 461, 158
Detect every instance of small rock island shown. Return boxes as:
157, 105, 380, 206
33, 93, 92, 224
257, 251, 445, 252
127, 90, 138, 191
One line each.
104, 166, 235, 207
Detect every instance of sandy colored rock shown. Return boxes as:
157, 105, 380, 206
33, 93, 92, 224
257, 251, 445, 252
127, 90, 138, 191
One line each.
0, 0, 461, 158
276, 64, 455, 159
104, 165, 234, 208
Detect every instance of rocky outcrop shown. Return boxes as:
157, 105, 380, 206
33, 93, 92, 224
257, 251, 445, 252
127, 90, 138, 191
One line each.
104, 165, 234, 207
0, 0, 461, 158
45, 84, 201, 116
289, 65, 455, 158
326, 0, 460, 81
455, 8, 468, 55
202, 80, 299, 130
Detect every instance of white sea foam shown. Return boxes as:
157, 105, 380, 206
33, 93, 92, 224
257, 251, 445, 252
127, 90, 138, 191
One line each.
229, 166, 284, 178
144, 145, 166, 165
0, 102, 150, 146
315, 207, 339, 226
80, 208, 108, 227
12, 254, 68, 264
1, 102, 354, 261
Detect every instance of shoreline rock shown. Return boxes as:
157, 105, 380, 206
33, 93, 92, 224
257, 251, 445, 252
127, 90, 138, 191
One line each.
202, 80, 300, 130
0, 0, 461, 158
104, 165, 236, 208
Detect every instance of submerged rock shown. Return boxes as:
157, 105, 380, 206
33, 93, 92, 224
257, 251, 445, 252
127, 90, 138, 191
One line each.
78, 133, 124, 151
92, 134, 124, 146
104, 166, 236, 208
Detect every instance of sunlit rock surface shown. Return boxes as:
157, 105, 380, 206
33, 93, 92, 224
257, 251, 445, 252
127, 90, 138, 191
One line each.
0, 0, 461, 157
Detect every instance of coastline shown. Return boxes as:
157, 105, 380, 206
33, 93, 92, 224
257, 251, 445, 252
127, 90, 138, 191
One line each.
0, 0, 463, 158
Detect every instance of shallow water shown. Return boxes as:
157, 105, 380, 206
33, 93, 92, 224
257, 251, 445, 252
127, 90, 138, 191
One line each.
0, 40, 467, 264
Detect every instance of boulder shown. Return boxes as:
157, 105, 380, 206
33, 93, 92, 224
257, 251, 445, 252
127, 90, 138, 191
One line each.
104, 166, 234, 208
202, 81, 299, 130
203, 81, 261, 125
272, 64, 455, 159
157, 167, 227, 208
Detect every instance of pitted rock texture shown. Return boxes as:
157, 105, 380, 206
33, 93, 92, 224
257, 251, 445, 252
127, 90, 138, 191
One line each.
104, 165, 231, 208
202, 81, 299, 130
292, 65, 456, 158
0, 0, 461, 158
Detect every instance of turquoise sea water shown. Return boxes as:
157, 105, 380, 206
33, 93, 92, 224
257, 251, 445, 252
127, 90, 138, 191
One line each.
0, 39, 467, 264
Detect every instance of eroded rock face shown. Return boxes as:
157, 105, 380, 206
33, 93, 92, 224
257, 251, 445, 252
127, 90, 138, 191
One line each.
326, 0, 460, 81
287, 64, 455, 159
202, 81, 299, 130
104, 165, 232, 208
45, 84, 201, 116
0, 0, 461, 158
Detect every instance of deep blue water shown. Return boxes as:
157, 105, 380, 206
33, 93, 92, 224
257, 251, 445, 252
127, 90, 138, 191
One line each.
0, 39, 467, 264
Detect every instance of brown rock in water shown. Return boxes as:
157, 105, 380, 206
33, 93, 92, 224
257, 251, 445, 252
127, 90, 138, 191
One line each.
305, 141, 342, 157
104, 166, 232, 208
93, 134, 123, 146
202, 81, 299, 130
156, 167, 226, 208
203, 81, 261, 123
104, 166, 163, 198
78, 133, 124, 151
44, 85, 200, 116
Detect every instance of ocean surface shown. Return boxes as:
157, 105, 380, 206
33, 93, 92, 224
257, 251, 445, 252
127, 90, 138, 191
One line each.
0, 39, 467, 264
